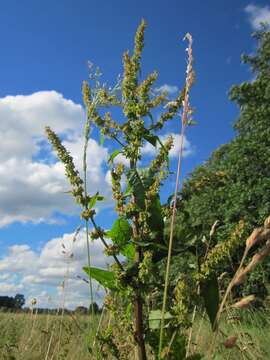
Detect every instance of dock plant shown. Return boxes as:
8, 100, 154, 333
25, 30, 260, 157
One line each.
45, 20, 270, 360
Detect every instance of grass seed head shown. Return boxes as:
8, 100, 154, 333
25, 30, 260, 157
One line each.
232, 295, 256, 309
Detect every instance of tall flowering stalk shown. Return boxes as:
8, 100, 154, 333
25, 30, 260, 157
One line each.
158, 33, 194, 359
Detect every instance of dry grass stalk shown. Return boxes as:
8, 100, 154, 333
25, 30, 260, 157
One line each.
264, 214, 270, 228
234, 239, 270, 286
210, 220, 219, 239
245, 227, 270, 251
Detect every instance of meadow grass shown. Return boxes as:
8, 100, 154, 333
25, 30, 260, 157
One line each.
0, 311, 99, 360
189, 306, 270, 360
0, 305, 269, 359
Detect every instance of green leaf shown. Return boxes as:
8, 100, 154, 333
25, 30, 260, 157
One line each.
121, 243, 135, 260
127, 169, 145, 208
83, 267, 116, 290
148, 310, 173, 329
108, 149, 121, 164
201, 276, 219, 330
187, 119, 197, 127
147, 196, 164, 238
107, 217, 132, 248
123, 183, 132, 199
100, 133, 105, 146
143, 131, 158, 147
88, 192, 104, 209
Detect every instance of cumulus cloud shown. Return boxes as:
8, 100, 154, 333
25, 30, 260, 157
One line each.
245, 4, 270, 29
0, 90, 194, 227
0, 91, 111, 227
154, 84, 179, 95
142, 133, 193, 158
0, 229, 112, 308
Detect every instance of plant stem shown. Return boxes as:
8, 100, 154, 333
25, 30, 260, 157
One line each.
130, 156, 147, 360
158, 123, 186, 359
134, 292, 147, 360
134, 245, 147, 360
90, 217, 124, 271
83, 132, 94, 317
85, 217, 94, 316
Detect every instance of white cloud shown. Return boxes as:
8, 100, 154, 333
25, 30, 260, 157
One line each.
0, 91, 83, 161
154, 84, 179, 95
0, 91, 111, 227
0, 283, 23, 295
0, 229, 112, 308
142, 133, 193, 158
245, 4, 270, 29
0, 90, 194, 227
114, 152, 130, 166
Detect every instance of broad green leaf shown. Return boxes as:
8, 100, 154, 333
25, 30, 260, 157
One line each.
201, 276, 219, 330
148, 310, 173, 329
108, 149, 121, 164
83, 267, 116, 290
107, 217, 132, 248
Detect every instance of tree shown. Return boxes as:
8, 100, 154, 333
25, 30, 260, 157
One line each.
0, 296, 15, 309
170, 25, 270, 298
14, 294, 25, 309
75, 306, 88, 315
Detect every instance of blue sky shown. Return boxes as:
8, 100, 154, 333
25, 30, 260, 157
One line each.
0, 0, 269, 308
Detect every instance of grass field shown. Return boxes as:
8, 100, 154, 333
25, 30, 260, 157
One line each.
0, 311, 99, 360
0, 306, 269, 359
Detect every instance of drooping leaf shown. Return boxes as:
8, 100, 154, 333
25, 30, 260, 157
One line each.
108, 149, 122, 165
143, 130, 158, 147
83, 267, 116, 290
107, 217, 132, 248
148, 310, 173, 329
201, 276, 219, 330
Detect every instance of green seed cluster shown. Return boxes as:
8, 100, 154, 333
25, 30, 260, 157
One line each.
45, 127, 85, 206
138, 251, 153, 284
111, 163, 125, 214
198, 220, 245, 282
172, 276, 190, 328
